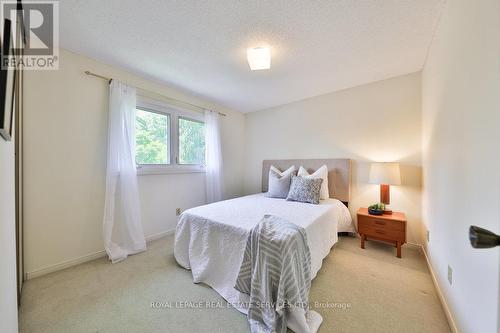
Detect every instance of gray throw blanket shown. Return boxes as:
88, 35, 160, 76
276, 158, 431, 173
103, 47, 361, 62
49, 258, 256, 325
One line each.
235, 215, 313, 333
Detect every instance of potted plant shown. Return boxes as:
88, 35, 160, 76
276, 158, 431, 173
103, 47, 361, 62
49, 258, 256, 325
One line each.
368, 203, 385, 215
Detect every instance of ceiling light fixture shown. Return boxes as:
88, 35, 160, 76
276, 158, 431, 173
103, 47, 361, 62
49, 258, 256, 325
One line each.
247, 46, 271, 70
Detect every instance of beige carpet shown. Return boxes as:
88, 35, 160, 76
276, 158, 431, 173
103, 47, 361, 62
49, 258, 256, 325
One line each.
20, 235, 450, 333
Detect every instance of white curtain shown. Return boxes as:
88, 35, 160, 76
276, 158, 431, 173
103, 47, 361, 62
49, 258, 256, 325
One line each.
205, 110, 224, 203
103, 81, 146, 263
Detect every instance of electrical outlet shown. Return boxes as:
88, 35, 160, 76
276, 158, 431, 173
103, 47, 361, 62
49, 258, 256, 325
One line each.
447, 265, 453, 285
176, 208, 181, 216
427, 230, 430, 242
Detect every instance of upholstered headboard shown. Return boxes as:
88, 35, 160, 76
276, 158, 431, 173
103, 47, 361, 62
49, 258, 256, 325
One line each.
262, 159, 352, 203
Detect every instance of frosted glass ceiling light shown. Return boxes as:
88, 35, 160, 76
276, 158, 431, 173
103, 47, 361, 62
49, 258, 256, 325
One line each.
247, 47, 271, 70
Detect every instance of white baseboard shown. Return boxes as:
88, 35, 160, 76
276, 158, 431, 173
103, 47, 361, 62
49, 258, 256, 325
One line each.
145, 229, 174, 242
406, 241, 423, 250
25, 249, 107, 280
419, 244, 460, 333
25, 229, 175, 280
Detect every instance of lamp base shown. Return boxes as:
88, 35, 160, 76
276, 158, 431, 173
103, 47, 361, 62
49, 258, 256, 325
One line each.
380, 184, 390, 205
380, 184, 393, 214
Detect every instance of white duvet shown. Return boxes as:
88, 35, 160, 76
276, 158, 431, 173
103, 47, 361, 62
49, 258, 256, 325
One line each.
174, 193, 353, 316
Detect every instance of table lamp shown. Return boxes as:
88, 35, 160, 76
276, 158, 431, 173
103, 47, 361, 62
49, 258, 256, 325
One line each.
369, 162, 401, 214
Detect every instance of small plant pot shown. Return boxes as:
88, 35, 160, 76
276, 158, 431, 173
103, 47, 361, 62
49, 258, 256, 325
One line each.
368, 208, 384, 215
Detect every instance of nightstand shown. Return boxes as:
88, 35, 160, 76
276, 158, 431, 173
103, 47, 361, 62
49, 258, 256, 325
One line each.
357, 208, 407, 258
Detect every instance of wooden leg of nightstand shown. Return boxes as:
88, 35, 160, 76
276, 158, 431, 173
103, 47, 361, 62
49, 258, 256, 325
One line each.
360, 234, 365, 249
396, 241, 402, 258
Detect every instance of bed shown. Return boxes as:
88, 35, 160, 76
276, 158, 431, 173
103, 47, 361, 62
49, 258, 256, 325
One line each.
174, 159, 353, 315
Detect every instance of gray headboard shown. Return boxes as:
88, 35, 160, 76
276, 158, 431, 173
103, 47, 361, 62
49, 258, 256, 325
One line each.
262, 159, 352, 203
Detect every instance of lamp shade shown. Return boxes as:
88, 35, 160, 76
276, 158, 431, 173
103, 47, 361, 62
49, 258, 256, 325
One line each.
369, 162, 401, 185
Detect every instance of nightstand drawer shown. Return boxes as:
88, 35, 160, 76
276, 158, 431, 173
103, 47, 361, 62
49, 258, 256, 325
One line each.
358, 215, 405, 232
360, 225, 405, 241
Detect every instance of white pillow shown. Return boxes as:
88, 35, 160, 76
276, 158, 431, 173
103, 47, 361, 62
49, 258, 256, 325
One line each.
270, 165, 296, 177
298, 165, 329, 199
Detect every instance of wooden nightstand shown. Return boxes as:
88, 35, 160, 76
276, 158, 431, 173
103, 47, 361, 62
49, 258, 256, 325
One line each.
357, 208, 407, 258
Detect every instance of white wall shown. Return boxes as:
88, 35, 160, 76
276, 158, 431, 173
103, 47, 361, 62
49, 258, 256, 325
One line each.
0, 131, 18, 331
421, 1, 500, 332
244, 73, 424, 244
23, 49, 246, 276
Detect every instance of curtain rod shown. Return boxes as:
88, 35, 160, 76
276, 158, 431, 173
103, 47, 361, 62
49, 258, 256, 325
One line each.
84, 70, 227, 117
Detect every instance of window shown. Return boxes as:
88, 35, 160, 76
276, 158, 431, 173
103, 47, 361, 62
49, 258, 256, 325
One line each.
178, 117, 205, 165
135, 109, 170, 165
135, 97, 205, 174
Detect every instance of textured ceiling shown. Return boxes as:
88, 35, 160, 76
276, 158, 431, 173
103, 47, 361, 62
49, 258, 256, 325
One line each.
60, 0, 444, 112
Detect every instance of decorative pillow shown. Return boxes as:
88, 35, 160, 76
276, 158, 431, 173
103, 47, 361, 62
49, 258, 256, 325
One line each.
270, 165, 296, 177
298, 165, 329, 199
286, 176, 323, 204
266, 169, 294, 199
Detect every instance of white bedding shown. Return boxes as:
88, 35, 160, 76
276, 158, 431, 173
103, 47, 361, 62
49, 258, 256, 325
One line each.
174, 193, 353, 315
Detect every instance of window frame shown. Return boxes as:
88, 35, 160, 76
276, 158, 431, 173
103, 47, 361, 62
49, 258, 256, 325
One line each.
135, 96, 206, 175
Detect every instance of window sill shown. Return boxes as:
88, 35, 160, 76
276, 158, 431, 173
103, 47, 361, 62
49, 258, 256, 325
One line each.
136, 165, 206, 175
